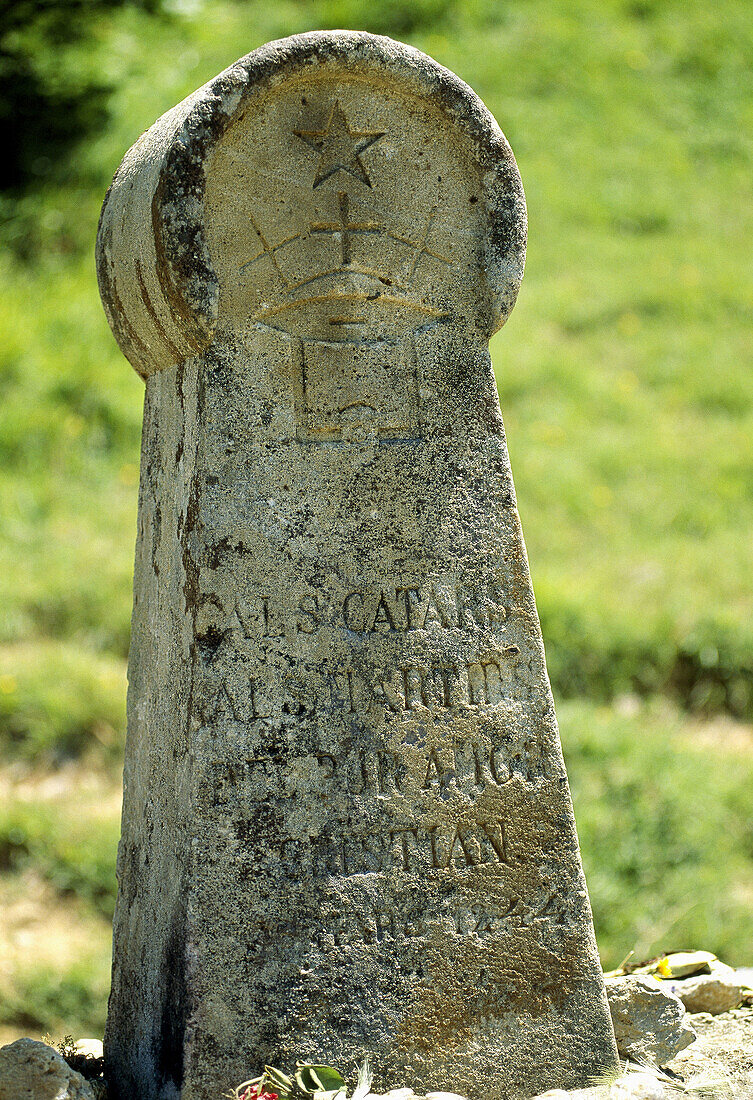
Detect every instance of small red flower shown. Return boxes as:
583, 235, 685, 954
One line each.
239, 1084, 279, 1100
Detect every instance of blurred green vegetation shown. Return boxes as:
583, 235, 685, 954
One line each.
0, 791, 119, 919
565, 700, 753, 965
1, 0, 752, 1042
0, 0, 167, 195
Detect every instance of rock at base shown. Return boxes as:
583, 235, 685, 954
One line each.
532, 1070, 671, 1098
605, 975, 696, 1066
665, 962, 743, 1015
0, 1038, 97, 1100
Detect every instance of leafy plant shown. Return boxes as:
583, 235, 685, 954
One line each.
234, 1059, 371, 1100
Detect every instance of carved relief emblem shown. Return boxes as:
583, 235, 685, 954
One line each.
294, 102, 385, 188
234, 100, 454, 442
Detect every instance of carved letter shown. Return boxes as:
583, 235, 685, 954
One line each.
343, 592, 366, 631
296, 594, 319, 634
445, 826, 476, 867
422, 748, 444, 789
370, 593, 397, 632
317, 753, 337, 780
480, 820, 508, 864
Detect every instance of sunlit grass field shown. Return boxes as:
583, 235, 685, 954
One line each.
1, 0, 752, 1042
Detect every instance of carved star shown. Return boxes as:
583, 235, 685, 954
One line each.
295, 102, 385, 189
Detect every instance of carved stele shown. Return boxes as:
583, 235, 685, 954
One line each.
97, 31, 618, 1100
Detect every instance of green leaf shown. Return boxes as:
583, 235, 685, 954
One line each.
295, 1065, 345, 1095
263, 1065, 295, 1096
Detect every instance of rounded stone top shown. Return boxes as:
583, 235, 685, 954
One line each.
97, 30, 527, 380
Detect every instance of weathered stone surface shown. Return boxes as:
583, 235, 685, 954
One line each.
0, 1038, 97, 1100
605, 976, 696, 1066
666, 962, 743, 1015
97, 29, 617, 1100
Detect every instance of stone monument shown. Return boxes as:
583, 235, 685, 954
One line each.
97, 30, 618, 1100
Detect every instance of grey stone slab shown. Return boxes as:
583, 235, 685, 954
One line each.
97, 30, 618, 1100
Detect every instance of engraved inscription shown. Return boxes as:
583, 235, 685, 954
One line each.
202, 736, 549, 805
242, 892, 568, 962
375, 655, 520, 712
277, 818, 511, 877
196, 651, 521, 727
233, 592, 320, 638
329, 900, 525, 947
343, 580, 459, 632
206, 574, 510, 641
320, 890, 568, 951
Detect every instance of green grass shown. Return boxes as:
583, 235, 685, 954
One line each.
562, 699, 753, 968
0, 772, 118, 1043
0, 791, 120, 919
0, 642, 125, 767
1, 0, 753, 1038
2, 957, 110, 1041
